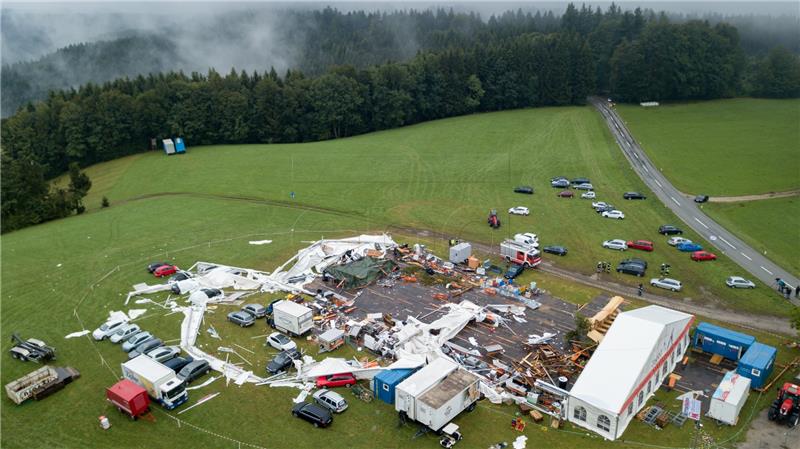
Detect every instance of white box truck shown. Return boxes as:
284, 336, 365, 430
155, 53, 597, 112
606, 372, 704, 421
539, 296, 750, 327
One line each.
395, 358, 480, 432
707, 371, 751, 425
271, 300, 313, 337
500, 240, 542, 268
121, 355, 188, 410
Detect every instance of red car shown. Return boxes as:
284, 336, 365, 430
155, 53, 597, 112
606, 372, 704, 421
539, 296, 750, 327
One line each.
153, 265, 179, 277
626, 240, 654, 252
691, 251, 717, 262
316, 373, 356, 388
558, 191, 574, 198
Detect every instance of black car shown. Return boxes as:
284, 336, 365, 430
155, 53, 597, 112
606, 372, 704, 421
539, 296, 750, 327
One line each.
542, 245, 568, 256
267, 348, 301, 374
169, 271, 191, 283
514, 186, 534, 195
504, 264, 524, 280
658, 225, 683, 235
197, 288, 223, 300
694, 195, 709, 203
147, 262, 168, 273
164, 356, 194, 372
128, 338, 163, 359
228, 311, 256, 327
571, 177, 591, 185
621, 258, 648, 269
292, 402, 333, 428
623, 192, 647, 200
617, 263, 646, 277
178, 360, 211, 383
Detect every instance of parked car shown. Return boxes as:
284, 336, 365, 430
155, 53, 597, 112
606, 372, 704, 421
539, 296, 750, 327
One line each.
726, 276, 755, 289
242, 304, 267, 319
128, 338, 163, 359
601, 210, 625, 220
623, 192, 647, 200
542, 245, 568, 256
228, 311, 256, 327
558, 190, 574, 198
650, 278, 682, 292
592, 201, 612, 210
581, 191, 596, 199
694, 195, 709, 203
691, 251, 717, 261
677, 242, 703, 252
178, 360, 211, 383
153, 265, 179, 277
621, 258, 648, 269
513, 233, 539, 247
575, 183, 594, 191
551, 176, 568, 182
602, 239, 628, 251
147, 262, 168, 273
267, 348, 301, 374
146, 346, 180, 363
163, 356, 194, 372
109, 324, 141, 344
267, 332, 297, 351
92, 318, 127, 341
571, 177, 591, 185
171, 279, 200, 295
626, 240, 653, 252
667, 237, 692, 246
292, 402, 333, 428
122, 331, 154, 352
504, 264, 525, 279
617, 263, 646, 277
551, 179, 570, 188
313, 389, 348, 413
508, 206, 530, 216
658, 225, 683, 235
316, 373, 357, 389
514, 186, 534, 195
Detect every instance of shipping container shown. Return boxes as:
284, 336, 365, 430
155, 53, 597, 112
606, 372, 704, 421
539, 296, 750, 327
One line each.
272, 300, 313, 337
449, 243, 471, 264
693, 322, 755, 361
737, 342, 777, 389
373, 368, 416, 404
707, 371, 751, 425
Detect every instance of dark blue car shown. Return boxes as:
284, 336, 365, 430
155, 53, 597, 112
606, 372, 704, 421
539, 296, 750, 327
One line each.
504, 264, 525, 279
677, 242, 703, 252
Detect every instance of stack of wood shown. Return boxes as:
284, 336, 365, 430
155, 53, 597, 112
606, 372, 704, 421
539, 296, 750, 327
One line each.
587, 296, 625, 343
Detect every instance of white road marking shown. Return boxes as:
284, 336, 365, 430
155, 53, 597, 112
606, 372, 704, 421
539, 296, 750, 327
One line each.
740, 252, 752, 261
654, 179, 662, 187
670, 196, 680, 206
694, 217, 709, 229
719, 237, 736, 249
761, 266, 773, 275
633, 152, 640, 160
643, 166, 650, 173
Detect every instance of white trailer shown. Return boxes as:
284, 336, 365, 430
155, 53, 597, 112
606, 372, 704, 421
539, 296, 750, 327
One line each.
449, 243, 472, 264
707, 371, 751, 425
395, 358, 480, 432
500, 240, 542, 267
121, 356, 188, 410
272, 300, 313, 337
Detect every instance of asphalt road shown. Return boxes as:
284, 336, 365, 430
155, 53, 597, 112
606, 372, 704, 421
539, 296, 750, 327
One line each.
590, 97, 800, 307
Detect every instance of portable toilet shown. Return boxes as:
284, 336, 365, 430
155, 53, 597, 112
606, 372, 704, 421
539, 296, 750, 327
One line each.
174, 137, 186, 154
162, 138, 175, 155
736, 342, 777, 389
373, 369, 415, 404
693, 322, 755, 361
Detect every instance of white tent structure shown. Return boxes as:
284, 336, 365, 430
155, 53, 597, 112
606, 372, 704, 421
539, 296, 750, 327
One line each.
566, 305, 694, 440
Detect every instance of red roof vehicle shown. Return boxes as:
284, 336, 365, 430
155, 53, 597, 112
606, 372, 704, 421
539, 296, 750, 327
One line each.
691, 251, 717, 262
153, 265, 178, 277
626, 240, 654, 252
558, 191, 574, 198
106, 379, 150, 419
316, 373, 357, 388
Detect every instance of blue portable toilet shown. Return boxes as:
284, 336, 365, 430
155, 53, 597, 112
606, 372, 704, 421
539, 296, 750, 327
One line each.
693, 322, 755, 361
373, 369, 415, 404
174, 137, 186, 154
737, 342, 777, 389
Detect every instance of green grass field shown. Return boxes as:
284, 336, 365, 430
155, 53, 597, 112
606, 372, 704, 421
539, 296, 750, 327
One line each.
616, 98, 800, 196
4, 106, 797, 448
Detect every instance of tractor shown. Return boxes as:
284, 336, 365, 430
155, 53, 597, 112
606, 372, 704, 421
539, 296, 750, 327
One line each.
767, 382, 800, 427
487, 209, 501, 229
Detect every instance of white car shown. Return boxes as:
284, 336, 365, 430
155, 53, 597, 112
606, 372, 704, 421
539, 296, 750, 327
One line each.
602, 239, 628, 251
667, 237, 692, 246
514, 233, 539, 247
508, 206, 530, 216
592, 201, 611, 209
726, 276, 756, 289
581, 191, 596, 199
313, 389, 349, 413
92, 318, 127, 341
650, 278, 683, 292
110, 324, 141, 344
601, 210, 625, 220
267, 332, 297, 351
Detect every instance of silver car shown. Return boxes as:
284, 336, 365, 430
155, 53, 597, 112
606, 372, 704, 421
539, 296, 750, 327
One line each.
650, 278, 682, 292
575, 183, 594, 191
726, 276, 756, 289
313, 389, 348, 413
146, 345, 181, 363
110, 324, 141, 344
122, 331, 153, 352
602, 239, 628, 251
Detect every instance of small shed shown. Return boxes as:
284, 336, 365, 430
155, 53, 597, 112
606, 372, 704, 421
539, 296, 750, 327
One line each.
693, 322, 755, 361
737, 342, 777, 389
707, 371, 751, 425
373, 368, 416, 405
174, 137, 186, 154
162, 138, 175, 155
449, 243, 472, 264
318, 329, 345, 353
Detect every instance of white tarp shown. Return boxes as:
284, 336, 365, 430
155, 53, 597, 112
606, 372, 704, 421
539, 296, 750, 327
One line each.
298, 357, 385, 380
394, 301, 485, 362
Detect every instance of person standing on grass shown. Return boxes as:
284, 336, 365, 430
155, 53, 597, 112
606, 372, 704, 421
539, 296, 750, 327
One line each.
637, 284, 644, 297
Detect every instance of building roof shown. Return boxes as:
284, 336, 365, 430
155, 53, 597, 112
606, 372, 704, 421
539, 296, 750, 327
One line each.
569, 305, 693, 414
397, 357, 457, 397
739, 342, 777, 368
695, 322, 755, 347
712, 371, 751, 404
374, 368, 416, 385
419, 368, 477, 409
